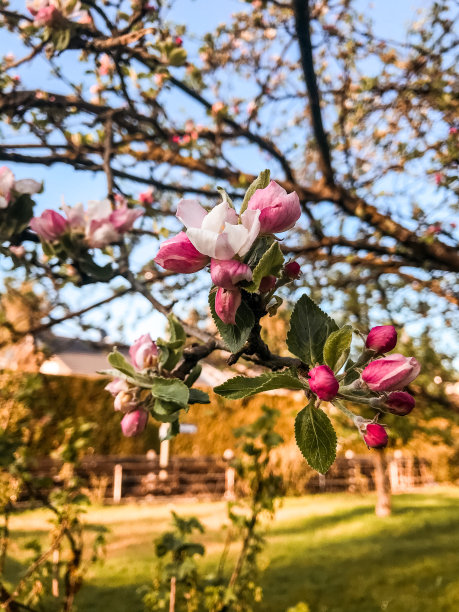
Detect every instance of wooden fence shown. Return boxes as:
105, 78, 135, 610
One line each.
27, 453, 434, 503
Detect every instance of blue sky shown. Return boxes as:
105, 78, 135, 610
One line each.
2, 0, 457, 365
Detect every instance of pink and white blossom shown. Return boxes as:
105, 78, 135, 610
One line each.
0, 166, 41, 209
154, 231, 210, 273
215, 287, 241, 325
362, 354, 421, 392
210, 259, 252, 289
177, 199, 260, 259
30, 210, 68, 241
105, 378, 129, 397
114, 390, 138, 413
109, 205, 143, 233
120, 408, 148, 436
129, 334, 158, 370
139, 189, 154, 205
247, 180, 301, 234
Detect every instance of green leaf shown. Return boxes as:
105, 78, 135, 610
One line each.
240, 169, 270, 214
216, 186, 234, 208
323, 325, 353, 373
243, 236, 275, 269
151, 399, 181, 422
244, 241, 284, 293
188, 388, 210, 404
287, 294, 338, 365
214, 370, 304, 400
151, 377, 189, 408
294, 402, 337, 474
184, 364, 202, 388
209, 291, 255, 353
107, 350, 136, 378
78, 256, 114, 282
168, 47, 187, 66
158, 315, 186, 371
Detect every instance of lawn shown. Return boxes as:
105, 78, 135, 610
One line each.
5, 487, 459, 612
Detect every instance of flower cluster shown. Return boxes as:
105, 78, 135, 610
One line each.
154, 179, 301, 324
306, 325, 420, 449
26, 0, 89, 27
105, 334, 158, 437
30, 199, 143, 248
0, 166, 41, 209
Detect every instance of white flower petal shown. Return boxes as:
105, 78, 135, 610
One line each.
186, 228, 219, 258
215, 233, 236, 259
86, 199, 112, 221
223, 222, 248, 255
201, 202, 229, 232
0, 195, 8, 209
238, 209, 261, 256
14, 179, 41, 195
176, 198, 207, 229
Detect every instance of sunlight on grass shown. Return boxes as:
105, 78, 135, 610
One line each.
6, 487, 459, 612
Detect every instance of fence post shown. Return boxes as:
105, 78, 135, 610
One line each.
113, 463, 123, 503
52, 547, 59, 597
223, 449, 235, 500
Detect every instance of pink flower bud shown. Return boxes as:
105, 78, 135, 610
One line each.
363, 423, 388, 449
385, 391, 415, 416
175, 36, 183, 46
30, 210, 68, 241
215, 287, 241, 325
109, 205, 143, 232
9, 245, 26, 257
308, 365, 339, 401
365, 325, 397, 354
32, 5, 62, 27
247, 180, 301, 234
362, 354, 421, 392
105, 378, 129, 397
210, 259, 252, 290
284, 261, 300, 279
129, 334, 158, 370
258, 275, 276, 292
120, 409, 148, 437
114, 390, 138, 413
154, 231, 209, 273
139, 189, 154, 205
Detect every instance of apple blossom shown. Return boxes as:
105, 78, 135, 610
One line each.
109, 205, 143, 233
177, 198, 260, 260
215, 287, 241, 325
120, 409, 149, 436
259, 275, 276, 293
30, 210, 68, 241
363, 423, 388, 449
246, 180, 301, 234
362, 354, 421, 392
129, 334, 158, 370
114, 390, 138, 413
308, 365, 339, 401
139, 189, 154, 205
210, 259, 252, 290
385, 391, 415, 416
105, 378, 129, 397
284, 261, 301, 279
0, 166, 41, 208
365, 325, 397, 354
154, 231, 210, 273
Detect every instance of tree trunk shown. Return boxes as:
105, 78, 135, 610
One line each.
373, 448, 392, 517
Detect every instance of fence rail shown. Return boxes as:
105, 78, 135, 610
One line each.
26, 454, 434, 502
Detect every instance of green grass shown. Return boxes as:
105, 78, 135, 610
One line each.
5, 487, 459, 612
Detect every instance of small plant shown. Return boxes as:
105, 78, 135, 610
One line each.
142, 406, 285, 612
